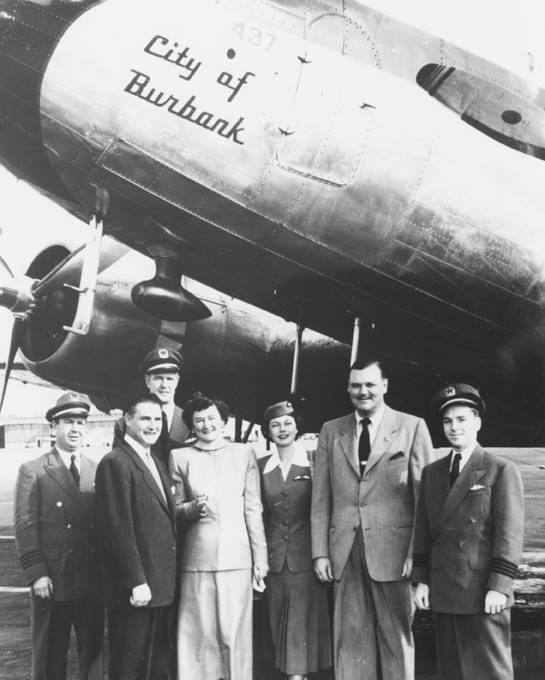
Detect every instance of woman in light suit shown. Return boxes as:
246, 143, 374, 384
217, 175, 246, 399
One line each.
169, 393, 268, 680
258, 401, 331, 680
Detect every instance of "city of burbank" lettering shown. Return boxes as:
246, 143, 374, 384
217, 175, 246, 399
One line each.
124, 69, 246, 145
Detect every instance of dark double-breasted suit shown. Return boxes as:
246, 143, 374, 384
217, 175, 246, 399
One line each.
413, 445, 524, 679
95, 439, 177, 680
311, 406, 435, 680
14, 448, 103, 680
113, 404, 189, 466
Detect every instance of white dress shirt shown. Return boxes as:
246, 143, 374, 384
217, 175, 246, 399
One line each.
354, 402, 386, 467
262, 441, 310, 480
125, 433, 167, 502
57, 448, 80, 474
450, 442, 477, 474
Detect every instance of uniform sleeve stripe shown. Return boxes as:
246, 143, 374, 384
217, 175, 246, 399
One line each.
413, 553, 429, 568
491, 557, 518, 579
20, 553, 44, 569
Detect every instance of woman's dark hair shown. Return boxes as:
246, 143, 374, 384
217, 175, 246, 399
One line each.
182, 392, 229, 429
260, 409, 303, 442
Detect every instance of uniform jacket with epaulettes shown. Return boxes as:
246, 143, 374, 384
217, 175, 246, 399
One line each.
412, 445, 524, 614
14, 448, 101, 600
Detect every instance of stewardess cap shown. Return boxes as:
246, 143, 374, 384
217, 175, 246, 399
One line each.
140, 348, 182, 375
263, 400, 295, 422
46, 392, 91, 422
431, 383, 485, 416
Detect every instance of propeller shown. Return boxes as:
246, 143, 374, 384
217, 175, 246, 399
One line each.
0, 237, 130, 415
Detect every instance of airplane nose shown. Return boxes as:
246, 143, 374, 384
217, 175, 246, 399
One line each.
0, 0, 97, 194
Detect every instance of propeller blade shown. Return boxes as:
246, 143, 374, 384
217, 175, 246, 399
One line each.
32, 237, 130, 298
0, 317, 26, 414
0, 255, 13, 278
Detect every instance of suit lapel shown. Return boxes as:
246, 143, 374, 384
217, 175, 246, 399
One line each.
364, 406, 399, 474
428, 454, 451, 533
122, 441, 171, 515
433, 445, 487, 535
156, 457, 175, 523
337, 415, 359, 477
44, 448, 78, 502
169, 405, 187, 447
78, 455, 96, 493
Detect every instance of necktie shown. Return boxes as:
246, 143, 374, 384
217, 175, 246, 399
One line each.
69, 454, 80, 484
160, 410, 169, 452
358, 417, 371, 474
449, 452, 461, 488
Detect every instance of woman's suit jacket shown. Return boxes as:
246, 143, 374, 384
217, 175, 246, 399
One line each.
258, 454, 313, 573
170, 442, 267, 571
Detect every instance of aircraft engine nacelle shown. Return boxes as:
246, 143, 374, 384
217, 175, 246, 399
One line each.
19, 245, 163, 404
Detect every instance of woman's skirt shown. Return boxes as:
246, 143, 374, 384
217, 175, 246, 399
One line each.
266, 566, 331, 675
177, 569, 253, 680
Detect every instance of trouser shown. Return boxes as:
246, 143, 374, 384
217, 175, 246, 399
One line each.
333, 529, 415, 680
434, 609, 513, 680
30, 595, 104, 680
108, 601, 174, 680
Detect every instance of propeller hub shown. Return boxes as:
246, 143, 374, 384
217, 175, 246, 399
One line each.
0, 276, 36, 317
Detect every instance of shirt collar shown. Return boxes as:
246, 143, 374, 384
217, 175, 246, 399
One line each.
125, 433, 151, 461
262, 441, 309, 475
56, 447, 80, 469
451, 442, 477, 465
355, 402, 386, 430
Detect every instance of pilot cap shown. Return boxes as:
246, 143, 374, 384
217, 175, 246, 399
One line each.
140, 348, 182, 375
46, 392, 91, 422
431, 383, 485, 416
263, 400, 295, 422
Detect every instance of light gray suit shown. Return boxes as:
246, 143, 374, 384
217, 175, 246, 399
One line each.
311, 405, 434, 680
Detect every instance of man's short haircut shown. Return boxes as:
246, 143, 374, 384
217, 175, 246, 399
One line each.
349, 357, 388, 379
124, 393, 163, 417
182, 392, 229, 429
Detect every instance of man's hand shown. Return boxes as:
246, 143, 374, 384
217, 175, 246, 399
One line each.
313, 557, 333, 583
32, 576, 53, 599
130, 583, 152, 608
484, 589, 508, 615
402, 557, 413, 579
414, 583, 430, 610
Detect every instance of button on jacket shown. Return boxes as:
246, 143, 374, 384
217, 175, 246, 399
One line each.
258, 454, 313, 573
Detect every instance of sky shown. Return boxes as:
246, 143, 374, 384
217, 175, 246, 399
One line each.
1, 0, 544, 416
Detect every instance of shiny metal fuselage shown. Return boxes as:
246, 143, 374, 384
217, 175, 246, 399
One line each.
1, 0, 545, 439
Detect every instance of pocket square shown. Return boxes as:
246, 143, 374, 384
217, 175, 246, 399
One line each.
293, 474, 311, 481
470, 483, 485, 491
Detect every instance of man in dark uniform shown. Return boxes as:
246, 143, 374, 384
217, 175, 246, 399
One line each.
413, 383, 524, 680
113, 347, 189, 464
14, 392, 103, 680
96, 393, 177, 680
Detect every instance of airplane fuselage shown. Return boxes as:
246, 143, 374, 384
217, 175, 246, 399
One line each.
1, 0, 545, 439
